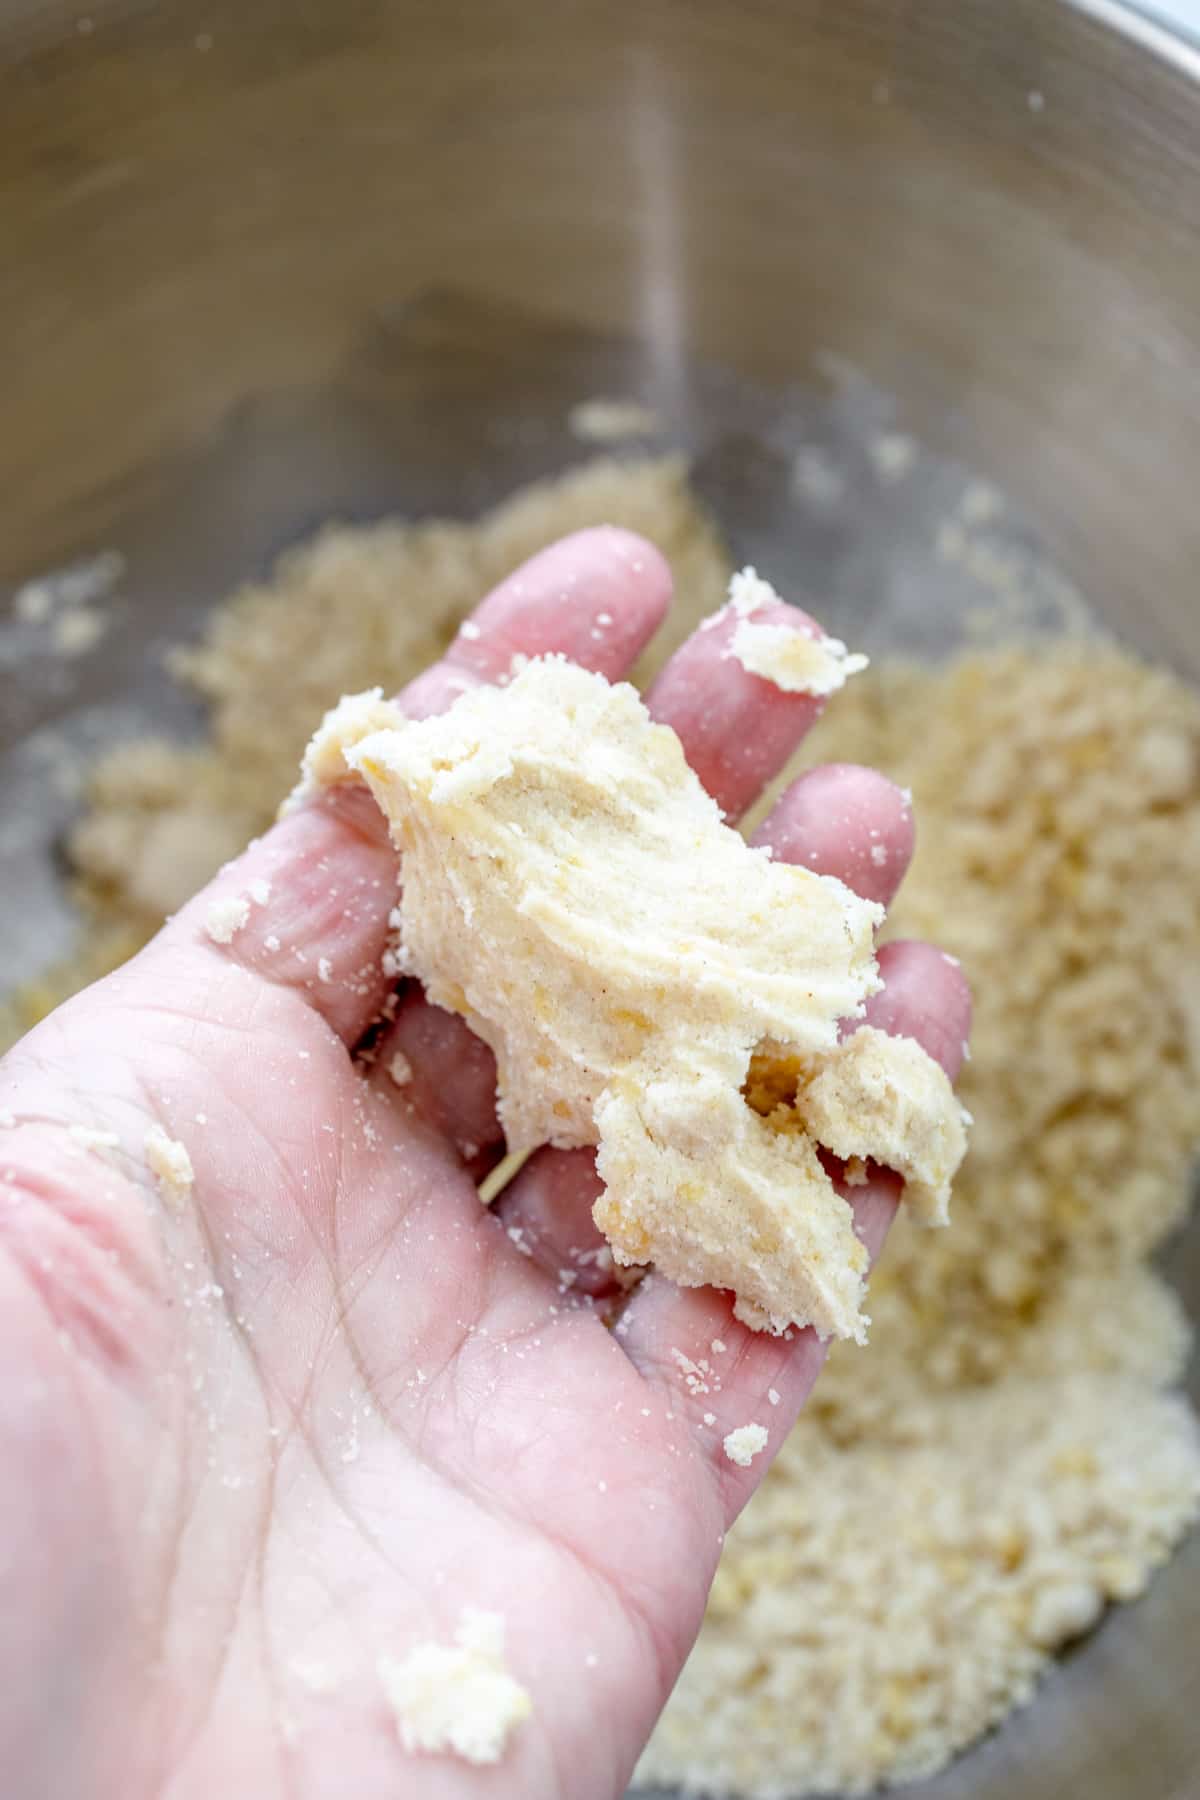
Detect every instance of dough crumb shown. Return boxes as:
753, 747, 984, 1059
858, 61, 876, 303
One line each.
726, 568, 869, 696
642, 640, 1200, 1800
311, 654, 964, 1342
867, 432, 917, 484
388, 1051, 413, 1088
724, 1423, 769, 1468
205, 894, 251, 945
14, 579, 53, 623
53, 608, 107, 657
378, 1608, 531, 1766
144, 1124, 194, 1206
248, 878, 272, 905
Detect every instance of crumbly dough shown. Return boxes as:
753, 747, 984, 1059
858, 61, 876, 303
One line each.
377, 1608, 531, 1765
725, 568, 869, 696
642, 642, 1200, 1799
304, 653, 966, 1341
143, 1124, 194, 1205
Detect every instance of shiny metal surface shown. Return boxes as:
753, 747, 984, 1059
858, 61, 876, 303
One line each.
1, 3, 1198, 1796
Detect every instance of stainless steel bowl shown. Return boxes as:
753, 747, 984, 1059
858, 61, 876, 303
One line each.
2, 3, 1197, 1795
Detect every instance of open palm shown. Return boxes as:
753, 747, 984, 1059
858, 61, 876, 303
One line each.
0, 530, 969, 1800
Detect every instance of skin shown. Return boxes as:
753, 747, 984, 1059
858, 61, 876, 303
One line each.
0, 529, 970, 1800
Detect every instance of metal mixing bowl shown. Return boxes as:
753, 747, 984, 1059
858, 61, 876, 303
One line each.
2, 2, 1198, 1796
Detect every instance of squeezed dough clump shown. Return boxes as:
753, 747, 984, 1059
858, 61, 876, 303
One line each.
378, 1608, 531, 1766
302, 654, 967, 1341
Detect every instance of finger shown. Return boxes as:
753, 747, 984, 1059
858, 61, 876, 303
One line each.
750, 764, 915, 907
399, 527, 672, 719
615, 939, 971, 1523
366, 989, 504, 1170
491, 1147, 618, 1294
147, 780, 400, 1047
645, 593, 835, 819
861, 938, 973, 1075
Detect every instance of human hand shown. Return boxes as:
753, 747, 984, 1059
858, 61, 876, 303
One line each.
0, 529, 969, 1800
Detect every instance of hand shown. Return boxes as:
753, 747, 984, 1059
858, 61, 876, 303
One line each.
0, 530, 969, 1800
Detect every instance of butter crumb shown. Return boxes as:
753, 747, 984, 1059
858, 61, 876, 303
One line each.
388, 1051, 413, 1088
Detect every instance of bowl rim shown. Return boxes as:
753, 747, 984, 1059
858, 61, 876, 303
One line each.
1072, 0, 1200, 70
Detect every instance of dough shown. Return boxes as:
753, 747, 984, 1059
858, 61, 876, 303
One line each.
301, 654, 967, 1341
